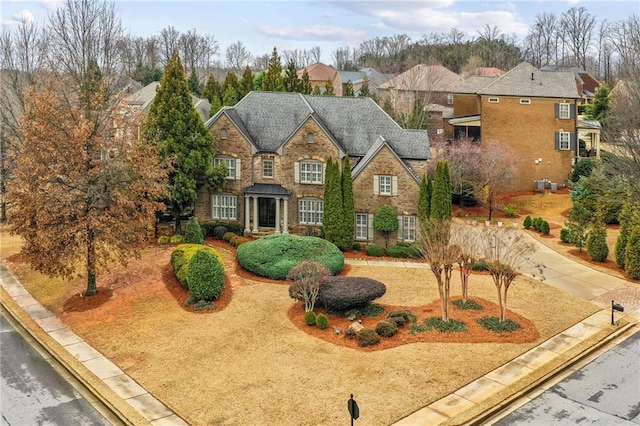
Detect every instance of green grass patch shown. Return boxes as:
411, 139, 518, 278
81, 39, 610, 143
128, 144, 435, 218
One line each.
452, 299, 484, 311
477, 316, 521, 332
410, 317, 467, 334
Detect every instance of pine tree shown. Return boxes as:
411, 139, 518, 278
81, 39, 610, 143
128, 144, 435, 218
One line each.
187, 69, 202, 96
625, 223, 640, 279
344, 80, 354, 96
615, 199, 636, 268
323, 78, 335, 96
202, 74, 222, 104
262, 47, 284, 91
322, 158, 343, 246
238, 66, 254, 98
340, 156, 355, 250
311, 85, 321, 95
587, 221, 609, 262
283, 61, 300, 92
223, 84, 239, 106
223, 72, 239, 92
300, 69, 312, 94
566, 201, 590, 252
430, 161, 452, 221
184, 217, 204, 244
358, 75, 370, 97
142, 51, 227, 234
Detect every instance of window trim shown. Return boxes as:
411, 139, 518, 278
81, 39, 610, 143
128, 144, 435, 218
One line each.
211, 194, 237, 220
299, 198, 324, 225
220, 128, 228, 140
355, 213, 368, 240
306, 132, 315, 143
378, 175, 392, 195
488, 97, 499, 103
262, 158, 274, 178
397, 215, 417, 243
558, 131, 570, 150
299, 160, 323, 184
214, 157, 237, 179
447, 93, 454, 105
558, 103, 571, 119
520, 99, 531, 105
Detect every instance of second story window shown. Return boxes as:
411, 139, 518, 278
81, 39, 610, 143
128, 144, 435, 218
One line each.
214, 157, 239, 179
296, 161, 323, 184
558, 103, 571, 119
374, 175, 397, 196
262, 159, 274, 178
379, 175, 392, 195
558, 132, 570, 150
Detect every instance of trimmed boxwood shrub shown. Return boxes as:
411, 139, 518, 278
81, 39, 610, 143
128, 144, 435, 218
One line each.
523, 215, 532, 229
315, 313, 329, 329
366, 244, 385, 257
236, 234, 344, 280
184, 217, 205, 244
233, 237, 251, 247
170, 235, 184, 244
315, 277, 386, 311
387, 243, 421, 258
200, 221, 243, 238
171, 244, 221, 289
304, 311, 316, 326
560, 228, 573, 243
375, 320, 398, 337
357, 328, 380, 347
187, 249, 225, 301
625, 225, 640, 279
223, 232, 236, 242
212, 226, 228, 240
157, 236, 170, 244
540, 220, 550, 235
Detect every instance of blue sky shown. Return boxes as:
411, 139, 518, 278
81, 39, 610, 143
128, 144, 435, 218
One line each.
2, 1, 638, 64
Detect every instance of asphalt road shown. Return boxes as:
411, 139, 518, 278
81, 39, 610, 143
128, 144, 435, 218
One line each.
493, 330, 640, 425
0, 313, 112, 426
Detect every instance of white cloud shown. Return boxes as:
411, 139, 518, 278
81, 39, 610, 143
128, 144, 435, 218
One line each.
1, 8, 35, 28
258, 25, 367, 42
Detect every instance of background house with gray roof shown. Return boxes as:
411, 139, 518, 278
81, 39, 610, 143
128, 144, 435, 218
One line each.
198, 91, 430, 244
450, 62, 601, 191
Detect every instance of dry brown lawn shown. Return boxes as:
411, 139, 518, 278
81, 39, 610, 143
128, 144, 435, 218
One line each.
1, 222, 603, 426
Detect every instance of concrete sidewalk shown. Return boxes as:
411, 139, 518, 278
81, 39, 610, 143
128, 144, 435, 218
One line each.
0, 264, 188, 426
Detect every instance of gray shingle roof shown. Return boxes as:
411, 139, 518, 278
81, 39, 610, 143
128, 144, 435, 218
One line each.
208, 91, 430, 160
455, 76, 495, 94
477, 62, 580, 98
338, 71, 365, 84
379, 65, 464, 92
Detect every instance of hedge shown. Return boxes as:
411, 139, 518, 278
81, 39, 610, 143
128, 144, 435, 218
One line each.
236, 234, 344, 279
200, 221, 244, 238
171, 244, 221, 289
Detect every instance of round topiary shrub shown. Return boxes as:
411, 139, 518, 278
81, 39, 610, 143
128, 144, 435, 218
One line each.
186, 249, 225, 301
213, 225, 228, 240
375, 320, 398, 337
223, 232, 236, 242
315, 276, 386, 311
387, 245, 410, 258
304, 311, 317, 326
184, 217, 204, 244
357, 328, 380, 347
366, 244, 385, 257
560, 228, 573, 244
587, 224, 609, 262
157, 236, 170, 244
236, 234, 344, 280
171, 244, 220, 289
523, 215, 532, 229
540, 220, 550, 235
315, 313, 329, 330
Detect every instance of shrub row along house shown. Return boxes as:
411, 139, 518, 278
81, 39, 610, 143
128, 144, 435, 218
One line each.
196, 91, 430, 244
450, 62, 602, 191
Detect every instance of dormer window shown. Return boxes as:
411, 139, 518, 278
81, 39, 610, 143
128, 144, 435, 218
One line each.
306, 132, 315, 143
220, 128, 228, 140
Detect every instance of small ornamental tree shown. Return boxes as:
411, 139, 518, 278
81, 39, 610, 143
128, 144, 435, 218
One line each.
624, 223, 640, 280
340, 156, 355, 250
184, 217, 204, 244
451, 223, 481, 304
287, 261, 330, 312
373, 204, 398, 249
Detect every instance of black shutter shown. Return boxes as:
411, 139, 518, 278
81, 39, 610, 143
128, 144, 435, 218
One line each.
554, 132, 560, 150
570, 133, 577, 151
570, 104, 577, 119
554, 103, 559, 118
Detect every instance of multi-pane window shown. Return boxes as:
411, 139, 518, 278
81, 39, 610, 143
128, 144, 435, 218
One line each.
402, 216, 417, 242
447, 94, 454, 105
214, 157, 236, 179
211, 194, 237, 220
379, 175, 392, 195
300, 161, 323, 184
558, 132, 570, 150
299, 199, 323, 225
220, 128, 228, 139
263, 159, 274, 178
355, 214, 368, 240
558, 103, 570, 119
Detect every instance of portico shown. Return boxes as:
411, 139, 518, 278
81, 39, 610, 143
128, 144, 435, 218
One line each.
243, 183, 291, 234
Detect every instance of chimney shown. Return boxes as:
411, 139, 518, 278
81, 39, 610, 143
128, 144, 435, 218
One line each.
531, 72, 535, 81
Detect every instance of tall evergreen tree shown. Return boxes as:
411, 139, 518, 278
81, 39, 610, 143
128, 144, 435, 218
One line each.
223, 84, 239, 106
187, 69, 201, 96
322, 158, 343, 246
430, 161, 452, 221
223, 72, 239, 92
358, 75, 370, 97
300, 69, 313, 94
323, 78, 335, 96
311, 85, 321, 95
340, 156, 355, 250
239, 65, 254, 98
283, 61, 300, 92
625, 222, 640, 279
202, 74, 222, 104
344, 80, 354, 96
262, 47, 284, 91
142, 51, 227, 234
615, 199, 637, 268
418, 174, 430, 225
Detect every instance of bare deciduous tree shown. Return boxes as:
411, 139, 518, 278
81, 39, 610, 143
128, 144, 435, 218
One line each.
226, 40, 252, 70
287, 261, 330, 312
450, 222, 482, 303
561, 6, 597, 70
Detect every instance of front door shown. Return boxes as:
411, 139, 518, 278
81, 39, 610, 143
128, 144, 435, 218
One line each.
258, 198, 276, 227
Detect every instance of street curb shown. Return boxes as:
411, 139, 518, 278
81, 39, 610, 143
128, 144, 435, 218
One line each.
1, 294, 142, 426
463, 319, 639, 425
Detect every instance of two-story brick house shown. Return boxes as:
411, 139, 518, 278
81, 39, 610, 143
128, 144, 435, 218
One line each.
196, 91, 430, 245
449, 62, 601, 191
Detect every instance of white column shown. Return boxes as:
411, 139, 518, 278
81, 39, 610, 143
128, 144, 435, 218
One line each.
252, 196, 258, 233
283, 198, 289, 234
244, 196, 251, 233
594, 131, 600, 159
275, 197, 281, 233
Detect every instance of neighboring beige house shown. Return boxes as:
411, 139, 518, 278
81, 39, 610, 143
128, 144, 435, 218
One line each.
450, 62, 602, 191
296, 63, 342, 95
198, 91, 431, 245
125, 81, 211, 122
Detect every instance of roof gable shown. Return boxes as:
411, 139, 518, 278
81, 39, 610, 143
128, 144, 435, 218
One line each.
351, 136, 419, 183
379, 64, 464, 92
